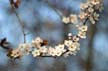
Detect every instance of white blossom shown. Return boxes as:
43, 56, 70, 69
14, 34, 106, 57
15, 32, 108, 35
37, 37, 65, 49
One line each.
32, 49, 41, 57
62, 17, 70, 24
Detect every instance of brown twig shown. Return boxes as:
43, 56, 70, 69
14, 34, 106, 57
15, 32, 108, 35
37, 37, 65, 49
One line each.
9, 0, 26, 43
0, 38, 12, 51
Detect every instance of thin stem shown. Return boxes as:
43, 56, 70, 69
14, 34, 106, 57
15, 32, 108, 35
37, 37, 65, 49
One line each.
83, 17, 89, 25
10, 5, 26, 43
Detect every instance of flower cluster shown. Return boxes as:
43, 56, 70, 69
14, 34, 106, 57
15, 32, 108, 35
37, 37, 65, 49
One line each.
62, 14, 78, 24
7, 37, 80, 58
77, 25, 88, 39
79, 0, 103, 24
7, 0, 103, 59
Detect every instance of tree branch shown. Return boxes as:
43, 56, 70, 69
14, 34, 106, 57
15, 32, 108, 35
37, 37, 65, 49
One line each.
9, 0, 26, 43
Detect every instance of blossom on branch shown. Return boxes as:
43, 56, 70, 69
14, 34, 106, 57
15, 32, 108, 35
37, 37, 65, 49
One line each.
1, 0, 103, 59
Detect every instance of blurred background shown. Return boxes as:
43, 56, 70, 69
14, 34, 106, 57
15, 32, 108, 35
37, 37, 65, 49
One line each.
0, 0, 108, 71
